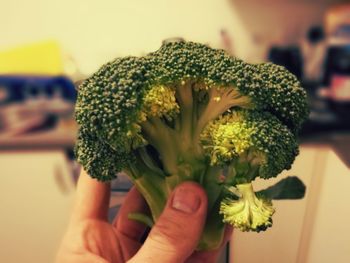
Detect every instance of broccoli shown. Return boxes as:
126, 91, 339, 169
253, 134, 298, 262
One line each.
75, 41, 309, 250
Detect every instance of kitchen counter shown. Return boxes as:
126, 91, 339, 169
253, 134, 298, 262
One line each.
301, 132, 350, 168
0, 128, 77, 150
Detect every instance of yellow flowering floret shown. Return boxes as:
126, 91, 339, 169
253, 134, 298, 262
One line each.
220, 183, 275, 232
143, 85, 179, 120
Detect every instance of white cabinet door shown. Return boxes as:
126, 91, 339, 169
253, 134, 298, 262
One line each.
301, 149, 350, 263
0, 151, 75, 263
230, 146, 350, 263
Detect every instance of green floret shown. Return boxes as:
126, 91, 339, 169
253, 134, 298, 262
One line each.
75, 41, 309, 250
256, 63, 310, 131
75, 56, 151, 152
75, 127, 132, 181
200, 110, 299, 181
220, 183, 274, 232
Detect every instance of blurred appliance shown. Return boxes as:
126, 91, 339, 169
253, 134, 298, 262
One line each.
326, 4, 350, 41
268, 46, 303, 80
322, 45, 350, 118
0, 75, 76, 136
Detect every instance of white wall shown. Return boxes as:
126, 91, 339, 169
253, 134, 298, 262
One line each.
230, 0, 331, 62
1, 0, 336, 74
1, 0, 253, 75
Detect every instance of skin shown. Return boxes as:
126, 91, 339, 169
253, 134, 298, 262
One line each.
56, 170, 232, 263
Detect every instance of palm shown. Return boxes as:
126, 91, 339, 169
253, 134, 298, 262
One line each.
63, 218, 227, 263
61, 218, 141, 263
57, 172, 230, 263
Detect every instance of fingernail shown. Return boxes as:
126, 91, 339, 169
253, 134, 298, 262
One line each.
172, 187, 200, 214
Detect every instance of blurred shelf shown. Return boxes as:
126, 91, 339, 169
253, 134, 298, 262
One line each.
0, 128, 76, 149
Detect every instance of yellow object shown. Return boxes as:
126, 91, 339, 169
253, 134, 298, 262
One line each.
0, 40, 64, 75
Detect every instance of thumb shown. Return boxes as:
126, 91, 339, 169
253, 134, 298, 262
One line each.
129, 182, 208, 263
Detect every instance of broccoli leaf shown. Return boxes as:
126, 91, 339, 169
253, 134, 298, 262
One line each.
257, 176, 306, 200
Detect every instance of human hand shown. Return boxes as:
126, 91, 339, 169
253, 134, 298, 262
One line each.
56, 170, 232, 263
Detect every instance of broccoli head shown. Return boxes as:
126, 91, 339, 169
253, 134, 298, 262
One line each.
75, 41, 309, 250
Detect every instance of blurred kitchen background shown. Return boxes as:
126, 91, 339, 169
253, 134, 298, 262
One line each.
1, 0, 350, 263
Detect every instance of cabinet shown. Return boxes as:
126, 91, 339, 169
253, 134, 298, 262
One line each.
0, 151, 75, 263
231, 146, 350, 263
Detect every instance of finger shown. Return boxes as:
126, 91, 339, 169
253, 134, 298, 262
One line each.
129, 182, 208, 263
114, 186, 150, 241
71, 169, 111, 223
187, 226, 233, 263
56, 252, 109, 263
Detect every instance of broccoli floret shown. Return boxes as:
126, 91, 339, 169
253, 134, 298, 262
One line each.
220, 183, 275, 232
75, 41, 309, 250
200, 110, 299, 181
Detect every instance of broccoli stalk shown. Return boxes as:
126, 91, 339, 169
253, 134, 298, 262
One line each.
75, 41, 309, 250
129, 83, 228, 249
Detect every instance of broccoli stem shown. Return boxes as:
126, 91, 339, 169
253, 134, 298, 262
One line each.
140, 117, 179, 175
130, 83, 234, 249
237, 183, 256, 200
125, 163, 168, 220
129, 131, 226, 242
197, 192, 226, 250
228, 154, 262, 185
175, 81, 194, 146
128, 212, 154, 228
127, 145, 227, 249
201, 165, 223, 211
